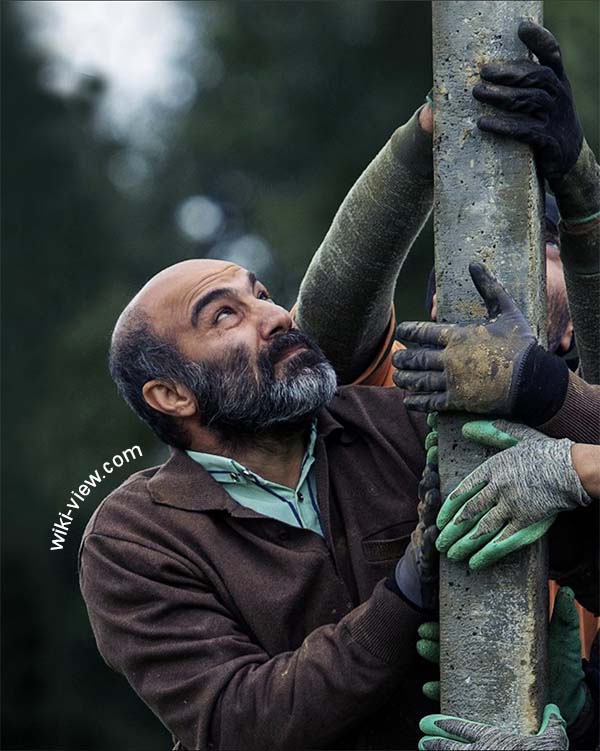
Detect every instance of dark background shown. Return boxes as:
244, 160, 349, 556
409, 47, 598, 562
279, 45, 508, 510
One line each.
2, 1, 598, 748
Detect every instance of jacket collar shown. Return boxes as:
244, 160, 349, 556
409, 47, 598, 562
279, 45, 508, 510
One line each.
148, 405, 345, 515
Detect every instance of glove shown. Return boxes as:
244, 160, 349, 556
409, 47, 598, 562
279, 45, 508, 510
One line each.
548, 587, 587, 728
393, 261, 569, 425
435, 420, 592, 570
418, 704, 567, 750
473, 21, 583, 188
418, 588, 587, 729
393, 413, 440, 612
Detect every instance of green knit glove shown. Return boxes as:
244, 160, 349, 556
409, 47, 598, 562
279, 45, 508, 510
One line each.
548, 586, 587, 727
416, 622, 441, 702
435, 420, 592, 570
418, 704, 567, 750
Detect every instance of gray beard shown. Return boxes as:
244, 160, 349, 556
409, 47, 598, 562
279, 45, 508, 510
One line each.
183, 333, 338, 436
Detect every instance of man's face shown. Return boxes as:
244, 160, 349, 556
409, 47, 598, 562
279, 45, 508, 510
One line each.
139, 260, 337, 433
430, 239, 572, 354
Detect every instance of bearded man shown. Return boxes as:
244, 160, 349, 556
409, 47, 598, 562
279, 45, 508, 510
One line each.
79, 258, 440, 751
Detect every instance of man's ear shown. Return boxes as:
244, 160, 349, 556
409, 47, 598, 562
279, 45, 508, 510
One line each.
142, 380, 198, 418
557, 320, 574, 354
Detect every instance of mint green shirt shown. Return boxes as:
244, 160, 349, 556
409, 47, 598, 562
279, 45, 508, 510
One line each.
186, 424, 323, 537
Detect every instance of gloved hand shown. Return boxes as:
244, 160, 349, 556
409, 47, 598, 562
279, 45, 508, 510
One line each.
393, 261, 569, 425
473, 20, 583, 188
392, 414, 440, 612
416, 588, 588, 730
435, 420, 592, 570
418, 704, 567, 750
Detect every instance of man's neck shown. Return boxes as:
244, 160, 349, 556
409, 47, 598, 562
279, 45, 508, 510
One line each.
189, 422, 311, 489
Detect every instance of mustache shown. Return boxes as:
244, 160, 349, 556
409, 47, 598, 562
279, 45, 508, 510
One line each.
264, 329, 322, 366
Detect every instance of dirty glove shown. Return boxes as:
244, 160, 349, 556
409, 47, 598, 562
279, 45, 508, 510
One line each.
391, 414, 440, 612
435, 420, 592, 570
418, 704, 567, 750
393, 262, 569, 425
474, 21, 583, 188
417, 588, 589, 731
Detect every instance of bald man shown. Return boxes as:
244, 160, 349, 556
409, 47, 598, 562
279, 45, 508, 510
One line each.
79, 259, 438, 751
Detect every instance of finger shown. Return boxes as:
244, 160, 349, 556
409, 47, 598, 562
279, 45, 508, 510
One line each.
453, 486, 497, 526
518, 21, 564, 79
550, 586, 579, 630
445, 507, 507, 561
396, 321, 455, 347
427, 412, 438, 429
433, 717, 492, 744
419, 736, 467, 751
436, 475, 488, 531
462, 420, 520, 449
418, 622, 439, 641
489, 419, 543, 443
477, 115, 553, 151
473, 81, 554, 116
417, 638, 440, 664
468, 261, 516, 318
479, 60, 560, 96
437, 508, 488, 555
420, 714, 487, 742
425, 431, 438, 451
394, 371, 447, 394
393, 347, 445, 371
538, 704, 567, 737
423, 681, 441, 702
404, 393, 449, 413
469, 516, 556, 570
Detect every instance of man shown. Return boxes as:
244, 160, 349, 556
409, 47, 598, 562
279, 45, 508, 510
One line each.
80, 258, 440, 750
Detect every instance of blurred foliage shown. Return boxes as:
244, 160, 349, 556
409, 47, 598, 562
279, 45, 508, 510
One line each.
1, 0, 598, 747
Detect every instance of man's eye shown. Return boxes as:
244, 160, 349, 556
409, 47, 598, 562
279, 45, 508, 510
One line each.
214, 307, 235, 323
258, 290, 273, 302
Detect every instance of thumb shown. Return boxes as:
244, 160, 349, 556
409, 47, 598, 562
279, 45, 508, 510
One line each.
550, 586, 580, 633
462, 419, 543, 448
468, 261, 517, 319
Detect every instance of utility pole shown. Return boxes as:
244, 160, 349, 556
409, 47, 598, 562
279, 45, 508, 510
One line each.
432, 1, 548, 734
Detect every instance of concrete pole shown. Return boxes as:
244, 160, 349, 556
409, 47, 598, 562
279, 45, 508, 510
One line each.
432, 1, 548, 734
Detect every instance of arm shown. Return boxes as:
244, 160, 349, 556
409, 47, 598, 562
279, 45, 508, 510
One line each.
554, 140, 600, 385
472, 21, 600, 384
296, 105, 433, 384
79, 533, 426, 751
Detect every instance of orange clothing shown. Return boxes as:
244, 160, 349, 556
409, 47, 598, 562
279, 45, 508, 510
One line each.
354, 310, 599, 658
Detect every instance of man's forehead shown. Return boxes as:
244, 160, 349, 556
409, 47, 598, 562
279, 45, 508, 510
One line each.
136, 259, 252, 331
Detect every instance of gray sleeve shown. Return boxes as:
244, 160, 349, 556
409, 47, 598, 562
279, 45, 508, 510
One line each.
296, 106, 433, 384
555, 140, 600, 385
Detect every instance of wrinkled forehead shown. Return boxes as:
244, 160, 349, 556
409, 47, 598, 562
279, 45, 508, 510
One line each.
137, 259, 247, 336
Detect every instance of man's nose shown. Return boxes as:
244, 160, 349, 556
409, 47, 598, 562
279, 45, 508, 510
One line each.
259, 302, 293, 340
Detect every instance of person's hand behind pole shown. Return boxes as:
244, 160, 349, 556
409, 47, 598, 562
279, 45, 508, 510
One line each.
390, 415, 441, 613
434, 420, 593, 570
473, 21, 583, 189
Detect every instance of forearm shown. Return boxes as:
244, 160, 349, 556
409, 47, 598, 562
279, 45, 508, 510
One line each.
571, 444, 600, 499
539, 370, 600, 444
212, 580, 424, 750
555, 140, 600, 385
296, 106, 433, 383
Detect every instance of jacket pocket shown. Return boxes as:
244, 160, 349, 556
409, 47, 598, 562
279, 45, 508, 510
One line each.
362, 521, 415, 562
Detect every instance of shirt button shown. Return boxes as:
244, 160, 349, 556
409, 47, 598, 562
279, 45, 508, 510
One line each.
297, 492, 304, 502
230, 473, 240, 481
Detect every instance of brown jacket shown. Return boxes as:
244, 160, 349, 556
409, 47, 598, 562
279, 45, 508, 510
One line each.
79, 386, 432, 751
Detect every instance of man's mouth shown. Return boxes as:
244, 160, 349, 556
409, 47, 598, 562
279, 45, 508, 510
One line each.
275, 344, 308, 365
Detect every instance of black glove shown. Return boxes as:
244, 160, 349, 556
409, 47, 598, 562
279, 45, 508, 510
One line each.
389, 415, 440, 613
473, 21, 583, 187
393, 262, 569, 425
